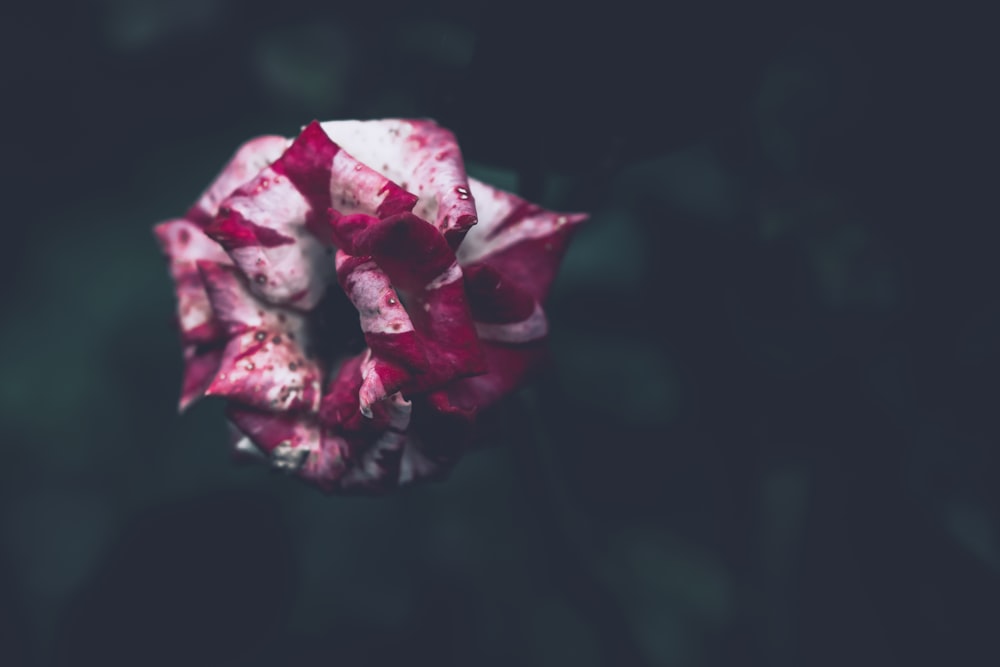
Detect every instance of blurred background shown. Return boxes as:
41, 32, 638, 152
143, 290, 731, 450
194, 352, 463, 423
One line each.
1, 1, 997, 665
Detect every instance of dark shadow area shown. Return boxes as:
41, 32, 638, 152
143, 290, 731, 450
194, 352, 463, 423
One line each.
52, 491, 294, 667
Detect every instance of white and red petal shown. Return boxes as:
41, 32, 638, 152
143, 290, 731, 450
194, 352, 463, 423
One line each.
317, 354, 366, 430
206, 166, 333, 309
227, 395, 428, 493
205, 121, 425, 309
178, 345, 225, 412
228, 407, 351, 490
337, 391, 413, 492
432, 342, 547, 417
320, 119, 478, 246
334, 254, 425, 413
415, 262, 555, 420
319, 350, 412, 430
298, 432, 351, 491
279, 121, 418, 221
457, 178, 587, 302
345, 213, 484, 368
188, 136, 291, 225
227, 420, 269, 464
154, 219, 232, 344
227, 407, 350, 488
462, 262, 548, 344
314, 354, 448, 491
332, 213, 486, 407
198, 262, 322, 413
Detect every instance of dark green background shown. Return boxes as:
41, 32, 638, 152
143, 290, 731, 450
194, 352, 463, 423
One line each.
2, 1, 996, 665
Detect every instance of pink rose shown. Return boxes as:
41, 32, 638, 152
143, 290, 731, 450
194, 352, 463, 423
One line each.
154, 119, 586, 493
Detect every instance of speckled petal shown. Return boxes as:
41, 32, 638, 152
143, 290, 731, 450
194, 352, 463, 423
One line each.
188, 136, 291, 225
457, 178, 587, 301
321, 119, 478, 247
226, 407, 344, 479
334, 254, 424, 414
332, 213, 486, 414
205, 121, 428, 309
359, 214, 484, 382
154, 219, 231, 344
198, 262, 322, 414
205, 138, 330, 309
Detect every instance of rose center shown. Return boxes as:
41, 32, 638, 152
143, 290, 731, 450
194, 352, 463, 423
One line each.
307, 283, 367, 371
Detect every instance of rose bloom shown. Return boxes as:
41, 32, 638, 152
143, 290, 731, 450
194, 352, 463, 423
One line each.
154, 119, 586, 493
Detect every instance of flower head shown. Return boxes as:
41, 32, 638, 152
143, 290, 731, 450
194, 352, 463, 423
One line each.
155, 119, 586, 493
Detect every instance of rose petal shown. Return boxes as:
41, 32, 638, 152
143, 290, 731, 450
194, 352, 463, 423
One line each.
206, 166, 332, 310
320, 119, 478, 246
229, 364, 430, 492
457, 178, 587, 301
416, 262, 554, 428
431, 342, 547, 415
462, 262, 548, 343
226, 407, 317, 468
154, 219, 232, 344
178, 344, 225, 412
188, 136, 291, 225
317, 353, 366, 429
333, 213, 487, 413
362, 216, 484, 382
317, 353, 453, 490
206, 121, 428, 309
299, 432, 352, 491
198, 262, 322, 413
155, 219, 232, 412
336, 391, 413, 492
334, 253, 424, 412
289, 121, 419, 219
227, 420, 269, 464
319, 350, 414, 429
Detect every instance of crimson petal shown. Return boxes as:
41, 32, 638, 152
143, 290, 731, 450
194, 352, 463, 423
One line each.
457, 178, 587, 302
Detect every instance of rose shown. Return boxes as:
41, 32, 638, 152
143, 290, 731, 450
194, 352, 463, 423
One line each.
154, 119, 586, 494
